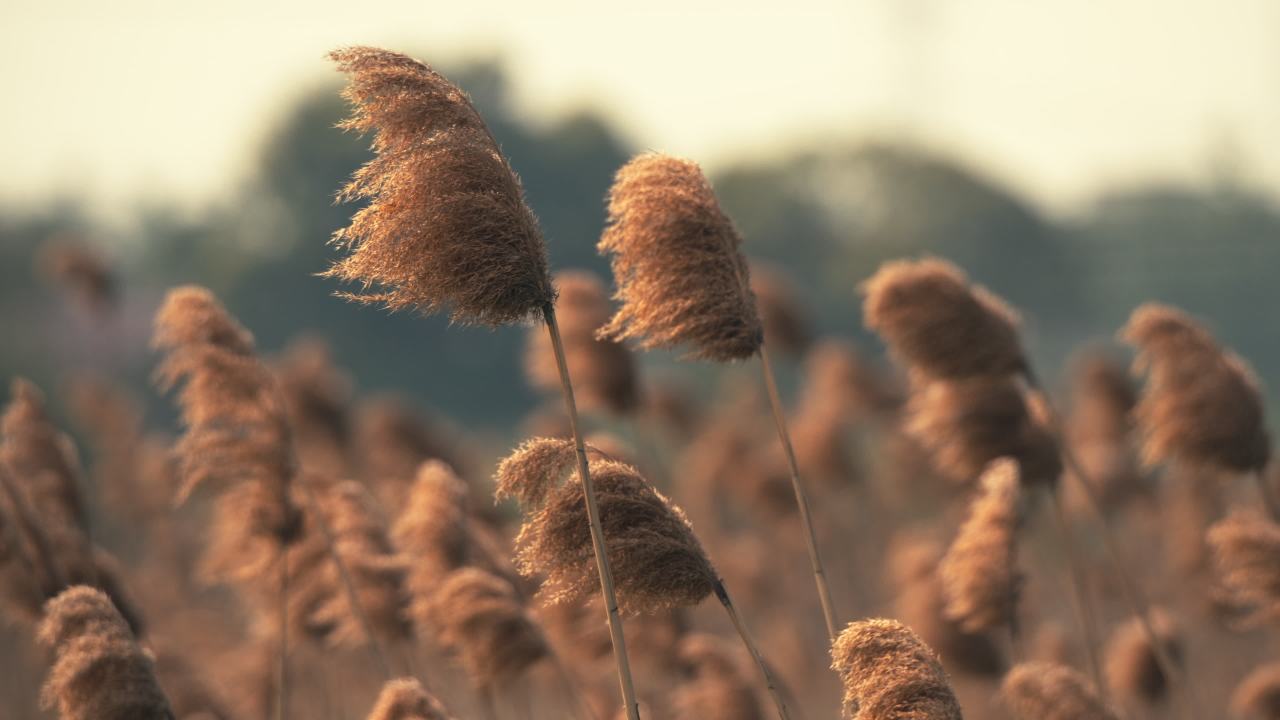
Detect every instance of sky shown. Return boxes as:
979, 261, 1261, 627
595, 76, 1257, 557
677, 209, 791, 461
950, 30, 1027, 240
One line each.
2, 0, 1278, 222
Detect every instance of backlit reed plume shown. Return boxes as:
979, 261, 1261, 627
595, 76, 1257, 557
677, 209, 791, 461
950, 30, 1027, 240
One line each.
1206, 512, 1280, 626
749, 262, 812, 357
367, 678, 456, 720
423, 567, 548, 688
325, 46, 552, 324
1063, 352, 1142, 513
38, 586, 172, 720
861, 257, 1025, 380
672, 633, 765, 720
1002, 661, 1119, 720
1122, 303, 1273, 513
905, 375, 1061, 486
829, 618, 962, 719
355, 396, 467, 508
597, 153, 761, 361
37, 237, 117, 314
275, 337, 354, 473
0, 489, 45, 624
525, 270, 641, 416
1232, 663, 1280, 720
394, 460, 471, 608
1103, 606, 1181, 705
597, 152, 838, 642
938, 458, 1024, 634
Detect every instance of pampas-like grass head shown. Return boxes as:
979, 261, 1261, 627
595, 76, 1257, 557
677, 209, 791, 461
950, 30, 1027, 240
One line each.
672, 633, 765, 720
1121, 303, 1270, 473
393, 460, 470, 585
829, 618, 962, 719
1232, 663, 1280, 720
525, 270, 641, 415
1206, 512, 1280, 627
906, 375, 1061, 487
423, 567, 548, 687
325, 46, 552, 326
596, 153, 762, 362
1103, 606, 1181, 704
938, 458, 1023, 632
1001, 661, 1119, 720
496, 438, 718, 614
38, 586, 172, 720
749, 261, 812, 357
2, 378, 89, 534
37, 237, 117, 313
862, 257, 1025, 380
367, 678, 456, 720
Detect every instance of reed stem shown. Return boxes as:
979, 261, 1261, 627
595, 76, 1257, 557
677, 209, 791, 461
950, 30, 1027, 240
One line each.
543, 302, 641, 720
276, 548, 289, 720
714, 579, 792, 720
758, 344, 840, 640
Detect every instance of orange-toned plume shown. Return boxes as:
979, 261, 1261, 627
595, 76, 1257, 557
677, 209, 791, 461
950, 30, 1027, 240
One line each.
829, 617, 962, 719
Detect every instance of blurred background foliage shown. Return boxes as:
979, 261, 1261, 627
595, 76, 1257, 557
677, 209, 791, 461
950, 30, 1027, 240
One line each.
2, 58, 1278, 433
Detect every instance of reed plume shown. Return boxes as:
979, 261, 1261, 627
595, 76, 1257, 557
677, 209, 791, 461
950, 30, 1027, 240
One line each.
1121, 303, 1270, 476
596, 152, 762, 361
366, 678, 456, 720
525, 270, 640, 416
1206, 512, 1280, 626
1103, 606, 1181, 704
423, 567, 549, 687
37, 586, 172, 720
938, 458, 1024, 633
1063, 351, 1143, 512
1232, 663, 1280, 720
325, 46, 553, 325
274, 337, 354, 471
749, 262, 812, 357
0, 489, 44, 623
829, 618, 962, 719
1001, 661, 1119, 720
37, 237, 117, 314
2, 378, 89, 536
393, 460, 471, 600
355, 396, 467, 508
861, 257, 1025, 380
672, 633, 765, 720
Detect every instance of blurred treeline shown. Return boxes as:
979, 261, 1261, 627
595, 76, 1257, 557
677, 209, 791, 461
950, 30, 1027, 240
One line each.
2, 59, 1278, 432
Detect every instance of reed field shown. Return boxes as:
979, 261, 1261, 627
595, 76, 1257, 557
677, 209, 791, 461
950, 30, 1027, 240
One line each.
4, 45, 1280, 720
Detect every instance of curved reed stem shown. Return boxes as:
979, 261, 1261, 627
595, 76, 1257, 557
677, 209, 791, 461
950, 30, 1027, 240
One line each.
758, 344, 840, 640
713, 579, 792, 720
543, 302, 641, 720
298, 481, 393, 679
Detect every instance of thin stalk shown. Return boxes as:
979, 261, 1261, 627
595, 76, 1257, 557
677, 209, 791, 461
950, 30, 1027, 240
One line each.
714, 579, 793, 720
543, 302, 641, 720
297, 481, 393, 679
1007, 582, 1023, 664
758, 344, 840, 640
1047, 489, 1105, 697
276, 548, 289, 720
1252, 470, 1280, 523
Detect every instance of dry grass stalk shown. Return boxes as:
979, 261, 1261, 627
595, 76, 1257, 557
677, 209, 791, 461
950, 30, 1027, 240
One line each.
1121, 303, 1270, 476
423, 567, 549, 688
749, 262, 812, 357
526, 271, 640, 416
325, 46, 553, 325
672, 633, 765, 720
1206, 512, 1280, 626
861, 257, 1025, 380
596, 152, 762, 361
1002, 661, 1119, 720
37, 586, 172, 720
1103, 606, 1181, 705
830, 617, 962, 719
938, 458, 1024, 633
1232, 663, 1280, 720
367, 677, 456, 720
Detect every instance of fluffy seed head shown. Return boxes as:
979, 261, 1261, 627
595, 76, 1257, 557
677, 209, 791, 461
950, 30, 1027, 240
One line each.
1122, 303, 1270, 473
862, 257, 1025, 380
1103, 606, 1181, 704
38, 586, 173, 720
1232, 663, 1280, 720
325, 46, 553, 326
367, 678, 456, 720
597, 153, 763, 362
938, 458, 1023, 632
1001, 661, 1119, 720
2, 378, 89, 534
38, 237, 117, 313
672, 633, 765, 720
749, 262, 812, 357
830, 618, 962, 719
1206, 512, 1280, 627
423, 567, 547, 687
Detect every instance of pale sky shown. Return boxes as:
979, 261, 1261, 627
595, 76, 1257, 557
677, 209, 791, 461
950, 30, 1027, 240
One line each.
2, 0, 1278, 222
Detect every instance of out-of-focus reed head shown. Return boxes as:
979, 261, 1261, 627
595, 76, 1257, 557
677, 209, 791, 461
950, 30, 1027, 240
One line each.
325, 46, 553, 326
938, 458, 1024, 633
1001, 661, 1119, 720
672, 633, 765, 720
1206, 512, 1280, 627
423, 567, 548, 687
37, 236, 117, 314
1103, 606, 1181, 704
829, 617, 963, 719
749, 261, 812, 357
366, 677, 456, 720
1232, 663, 1280, 720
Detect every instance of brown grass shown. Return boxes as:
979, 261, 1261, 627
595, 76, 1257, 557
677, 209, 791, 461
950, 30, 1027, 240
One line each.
829, 617, 962, 719
1001, 661, 1119, 720
938, 458, 1023, 633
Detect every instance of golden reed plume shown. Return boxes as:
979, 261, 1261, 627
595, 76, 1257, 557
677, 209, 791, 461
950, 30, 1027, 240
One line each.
938, 458, 1024, 633
37, 586, 172, 720
2, 378, 89, 535
325, 46, 553, 326
861, 257, 1025, 380
829, 618, 962, 719
36, 236, 117, 314
1206, 512, 1280, 626
1121, 303, 1270, 475
1103, 606, 1181, 705
1062, 351, 1142, 512
423, 567, 548, 688
749, 262, 812, 357
596, 153, 762, 362
1232, 663, 1280, 720
672, 633, 766, 720
1002, 661, 1119, 720
366, 678, 456, 720
525, 270, 641, 416
393, 460, 471, 605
